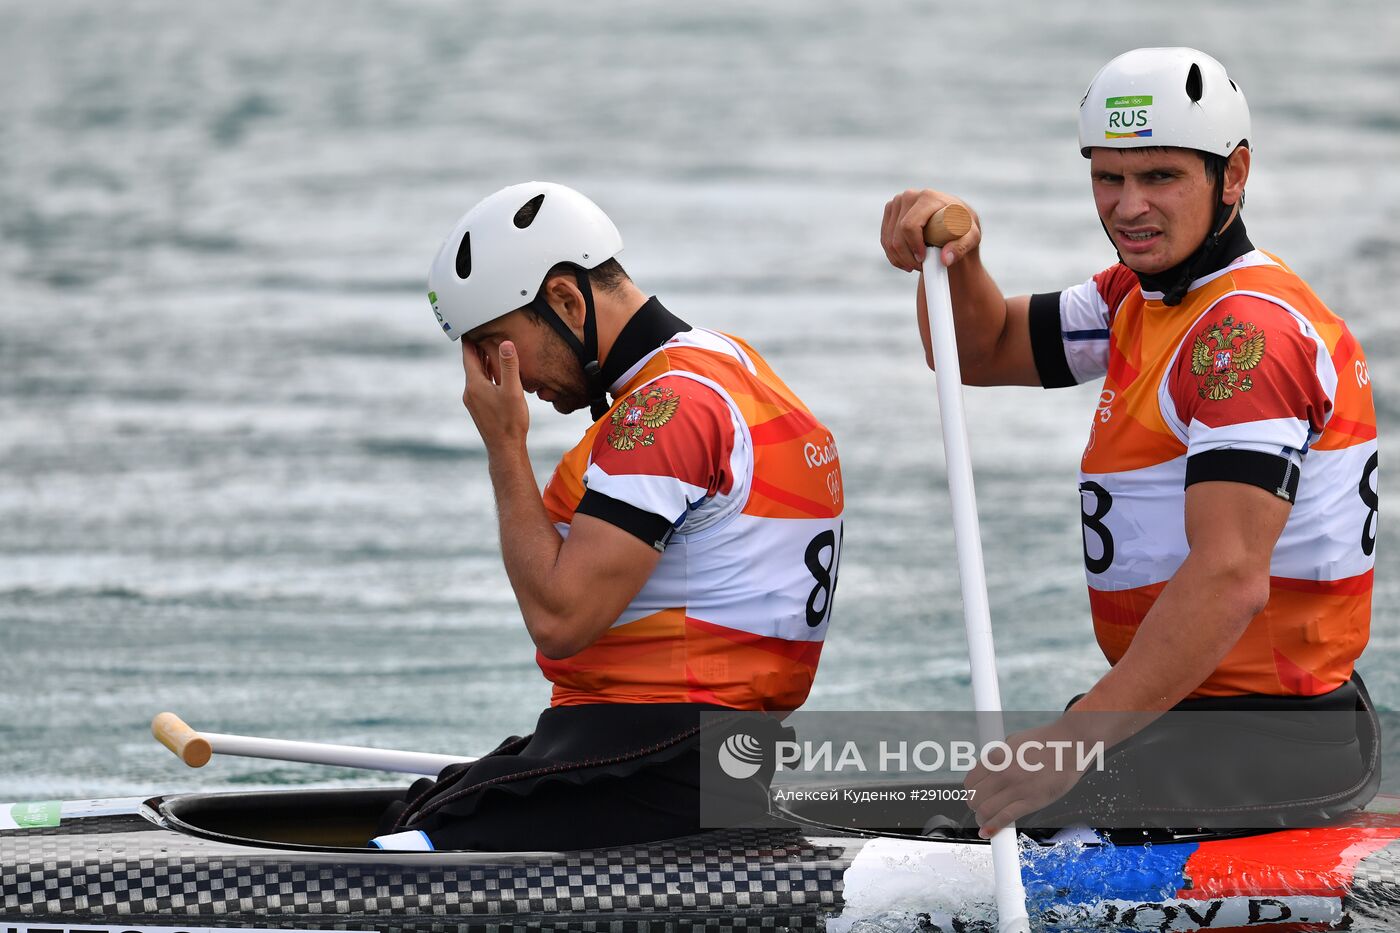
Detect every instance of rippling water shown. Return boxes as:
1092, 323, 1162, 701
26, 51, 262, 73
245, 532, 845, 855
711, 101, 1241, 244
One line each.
2, 0, 1397, 884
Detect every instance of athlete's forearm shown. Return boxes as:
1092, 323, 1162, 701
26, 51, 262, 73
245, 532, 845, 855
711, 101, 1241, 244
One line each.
484, 442, 664, 660
919, 249, 1035, 386
484, 442, 574, 641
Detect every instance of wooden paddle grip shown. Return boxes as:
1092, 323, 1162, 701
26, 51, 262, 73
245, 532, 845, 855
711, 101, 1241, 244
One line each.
923, 203, 973, 247
152, 711, 213, 768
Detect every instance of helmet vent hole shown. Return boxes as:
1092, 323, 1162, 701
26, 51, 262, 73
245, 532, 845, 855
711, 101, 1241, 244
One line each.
1229, 78, 1238, 92
1186, 63, 1204, 102
514, 194, 546, 229
455, 232, 472, 279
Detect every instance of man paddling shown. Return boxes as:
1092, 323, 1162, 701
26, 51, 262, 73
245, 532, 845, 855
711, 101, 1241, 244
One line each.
373, 182, 843, 850
881, 48, 1379, 833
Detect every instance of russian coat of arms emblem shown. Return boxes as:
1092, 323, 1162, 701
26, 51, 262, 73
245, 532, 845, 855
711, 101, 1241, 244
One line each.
606, 384, 681, 451
1189, 314, 1266, 401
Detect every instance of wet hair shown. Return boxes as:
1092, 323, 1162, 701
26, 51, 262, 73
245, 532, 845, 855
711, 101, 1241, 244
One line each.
513, 194, 546, 228
570, 257, 630, 292
520, 259, 631, 323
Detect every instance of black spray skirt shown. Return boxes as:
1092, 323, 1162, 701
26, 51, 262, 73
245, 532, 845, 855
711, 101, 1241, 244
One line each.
381, 702, 783, 850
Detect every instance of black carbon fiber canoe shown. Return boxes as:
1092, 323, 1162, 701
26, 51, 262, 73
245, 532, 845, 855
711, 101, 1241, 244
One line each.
3, 787, 1400, 931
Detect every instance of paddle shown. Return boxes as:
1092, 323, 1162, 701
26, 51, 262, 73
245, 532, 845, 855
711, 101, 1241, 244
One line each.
152, 712, 473, 777
921, 204, 1031, 933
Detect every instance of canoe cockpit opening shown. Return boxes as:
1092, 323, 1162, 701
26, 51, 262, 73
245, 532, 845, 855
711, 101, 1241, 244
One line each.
152, 783, 1266, 852
155, 788, 402, 850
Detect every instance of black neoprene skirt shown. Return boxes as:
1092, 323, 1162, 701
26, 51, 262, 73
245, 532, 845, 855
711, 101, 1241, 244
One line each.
376, 702, 776, 850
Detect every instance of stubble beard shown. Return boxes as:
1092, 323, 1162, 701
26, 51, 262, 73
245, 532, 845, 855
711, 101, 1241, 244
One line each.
538, 327, 591, 415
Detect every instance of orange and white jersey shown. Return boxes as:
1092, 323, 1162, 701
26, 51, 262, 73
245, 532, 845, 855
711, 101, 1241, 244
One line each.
1029, 249, 1377, 697
540, 324, 844, 711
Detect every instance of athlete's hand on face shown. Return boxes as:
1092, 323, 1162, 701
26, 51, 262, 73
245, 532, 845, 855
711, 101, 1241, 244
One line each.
461, 339, 529, 454
962, 719, 1091, 838
880, 189, 983, 272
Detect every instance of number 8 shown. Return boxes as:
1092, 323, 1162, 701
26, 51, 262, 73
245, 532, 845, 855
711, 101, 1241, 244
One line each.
804, 523, 844, 627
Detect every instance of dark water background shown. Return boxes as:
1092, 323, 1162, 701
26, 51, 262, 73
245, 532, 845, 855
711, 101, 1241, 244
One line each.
1, 0, 1396, 844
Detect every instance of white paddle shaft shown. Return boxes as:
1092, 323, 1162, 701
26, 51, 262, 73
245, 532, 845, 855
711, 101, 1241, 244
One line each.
921, 205, 1030, 933
203, 731, 473, 776
153, 712, 472, 776
920, 255, 1005, 720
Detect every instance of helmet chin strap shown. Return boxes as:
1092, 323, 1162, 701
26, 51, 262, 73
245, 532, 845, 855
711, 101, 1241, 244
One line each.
528, 269, 610, 420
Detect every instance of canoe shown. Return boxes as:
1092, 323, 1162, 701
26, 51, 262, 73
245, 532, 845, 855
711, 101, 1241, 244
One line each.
2, 786, 1399, 931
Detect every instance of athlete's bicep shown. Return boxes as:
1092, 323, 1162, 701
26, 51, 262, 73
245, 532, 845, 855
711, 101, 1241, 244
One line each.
550, 510, 663, 652
970, 294, 1041, 387
1184, 480, 1291, 578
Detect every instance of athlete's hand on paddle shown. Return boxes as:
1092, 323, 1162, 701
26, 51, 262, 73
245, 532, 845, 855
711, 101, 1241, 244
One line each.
963, 720, 1091, 838
461, 339, 529, 454
880, 189, 982, 272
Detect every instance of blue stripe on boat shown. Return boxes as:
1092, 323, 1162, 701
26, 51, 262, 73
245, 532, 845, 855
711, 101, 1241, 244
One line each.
1022, 840, 1198, 906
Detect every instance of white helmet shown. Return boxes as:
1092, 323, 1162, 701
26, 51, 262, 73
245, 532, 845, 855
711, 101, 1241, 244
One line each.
426, 182, 623, 340
1077, 48, 1250, 158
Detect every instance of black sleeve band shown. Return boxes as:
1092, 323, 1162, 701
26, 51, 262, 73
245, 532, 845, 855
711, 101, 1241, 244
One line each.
1185, 449, 1301, 503
1028, 291, 1077, 389
575, 489, 677, 552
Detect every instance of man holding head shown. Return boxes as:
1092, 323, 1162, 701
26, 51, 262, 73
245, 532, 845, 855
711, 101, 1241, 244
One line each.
373, 182, 844, 851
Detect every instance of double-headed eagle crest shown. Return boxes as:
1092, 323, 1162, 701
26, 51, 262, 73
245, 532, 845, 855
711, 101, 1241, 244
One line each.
1190, 314, 1266, 401
606, 384, 681, 451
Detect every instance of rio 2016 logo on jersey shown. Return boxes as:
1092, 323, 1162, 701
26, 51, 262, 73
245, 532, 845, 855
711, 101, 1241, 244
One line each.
1105, 95, 1153, 139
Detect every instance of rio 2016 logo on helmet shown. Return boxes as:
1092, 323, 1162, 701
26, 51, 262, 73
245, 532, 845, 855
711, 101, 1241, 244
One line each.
425, 182, 624, 341
427, 291, 446, 333
1078, 48, 1251, 159
1105, 94, 1154, 140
